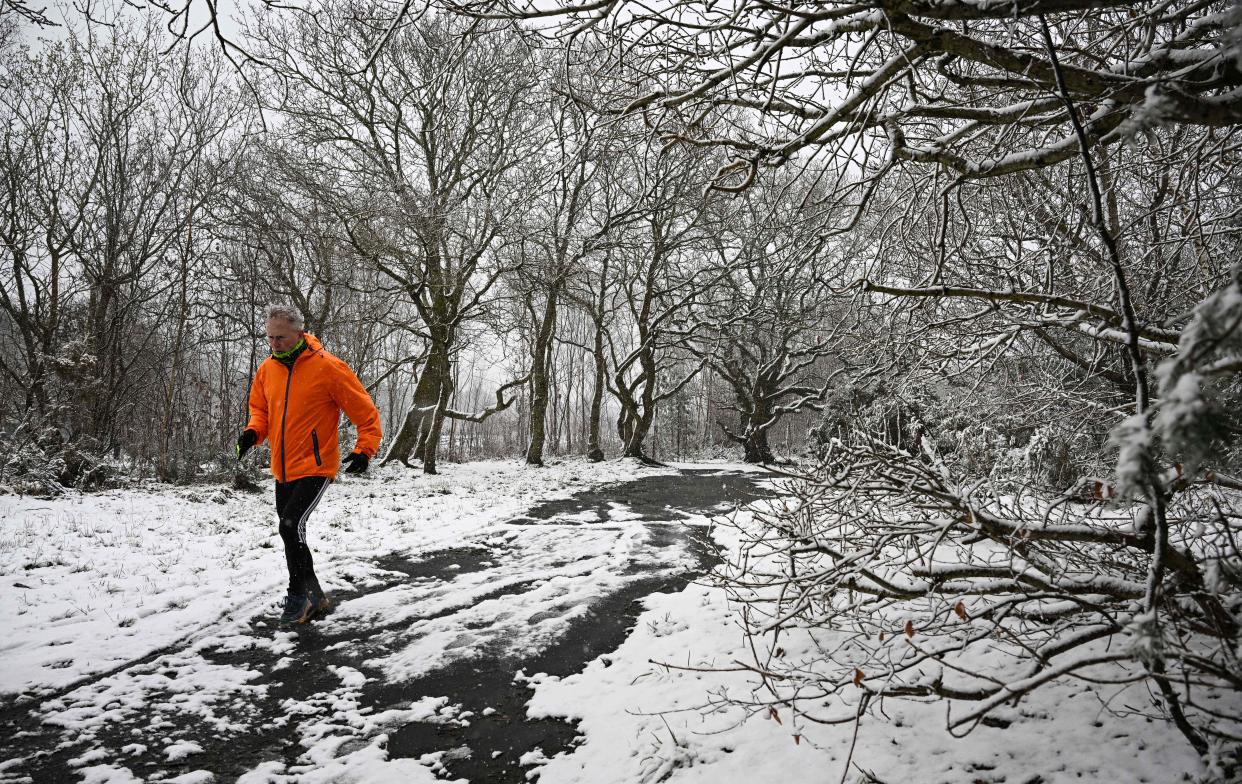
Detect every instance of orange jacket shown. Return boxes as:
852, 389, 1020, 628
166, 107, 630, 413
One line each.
245, 333, 382, 482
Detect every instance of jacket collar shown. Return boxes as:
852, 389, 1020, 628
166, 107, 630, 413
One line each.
272, 336, 306, 362
271, 333, 323, 367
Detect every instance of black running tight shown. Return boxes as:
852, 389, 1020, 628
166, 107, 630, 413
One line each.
274, 476, 331, 597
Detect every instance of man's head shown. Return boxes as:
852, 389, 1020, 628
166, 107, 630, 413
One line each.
264, 304, 304, 355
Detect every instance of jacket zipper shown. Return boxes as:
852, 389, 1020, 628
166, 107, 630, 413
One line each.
312, 429, 322, 466
279, 362, 295, 482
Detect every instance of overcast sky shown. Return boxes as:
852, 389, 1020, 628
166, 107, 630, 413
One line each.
20, 0, 245, 49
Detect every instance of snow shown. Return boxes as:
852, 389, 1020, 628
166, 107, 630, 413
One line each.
0, 457, 1210, 782
0, 458, 666, 697
67, 748, 109, 767
235, 739, 448, 784
520, 493, 1207, 784
78, 765, 143, 783
1108, 413, 1152, 498
164, 741, 203, 762
328, 666, 367, 689
523, 583, 1203, 784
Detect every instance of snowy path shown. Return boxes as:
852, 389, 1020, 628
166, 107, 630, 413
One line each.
0, 466, 770, 783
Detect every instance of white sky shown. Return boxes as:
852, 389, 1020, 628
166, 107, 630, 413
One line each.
20, 0, 245, 49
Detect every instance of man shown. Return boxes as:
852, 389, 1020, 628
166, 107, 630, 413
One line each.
236, 304, 382, 624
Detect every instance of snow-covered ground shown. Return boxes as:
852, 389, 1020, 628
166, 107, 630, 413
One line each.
0, 458, 674, 698
526, 580, 1205, 784
0, 458, 1208, 783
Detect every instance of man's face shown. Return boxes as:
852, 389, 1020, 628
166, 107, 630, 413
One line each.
265, 318, 302, 354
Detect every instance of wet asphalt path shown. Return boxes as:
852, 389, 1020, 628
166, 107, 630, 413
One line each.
0, 468, 771, 783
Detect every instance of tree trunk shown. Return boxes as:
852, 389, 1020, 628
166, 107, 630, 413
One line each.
619, 332, 658, 461
526, 362, 550, 465
526, 285, 560, 466
622, 408, 655, 460
619, 378, 656, 461
421, 371, 454, 474
158, 227, 192, 482
742, 428, 775, 464
585, 315, 607, 462
382, 348, 448, 469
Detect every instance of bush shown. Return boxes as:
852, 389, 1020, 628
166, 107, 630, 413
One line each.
717, 437, 1242, 779
813, 379, 1107, 493
0, 415, 120, 496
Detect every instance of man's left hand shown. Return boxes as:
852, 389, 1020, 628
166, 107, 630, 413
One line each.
342, 452, 369, 474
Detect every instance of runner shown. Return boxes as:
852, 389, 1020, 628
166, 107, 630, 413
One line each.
236, 304, 382, 624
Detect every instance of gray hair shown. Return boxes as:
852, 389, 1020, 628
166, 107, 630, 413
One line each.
264, 303, 304, 330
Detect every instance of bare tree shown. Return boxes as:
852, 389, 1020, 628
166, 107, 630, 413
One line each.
710, 127, 1242, 772
0, 33, 82, 420
516, 80, 653, 465
3, 0, 54, 28
694, 174, 855, 462
515, 94, 604, 466
64, 21, 243, 451
602, 141, 729, 462
250, 5, 542, 473
1, 17, 247, 484
412, 1, 1242, 770
451, 0, 1241, 189
564, 249, 614, 462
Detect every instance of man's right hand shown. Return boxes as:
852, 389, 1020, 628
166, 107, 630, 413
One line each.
236, 429, 258, 460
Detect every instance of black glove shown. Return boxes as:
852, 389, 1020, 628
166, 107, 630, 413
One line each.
236, 429, 258, 460
342, 451, 369, 474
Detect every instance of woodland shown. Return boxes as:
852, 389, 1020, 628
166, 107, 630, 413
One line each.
1, 0, 1240, 777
